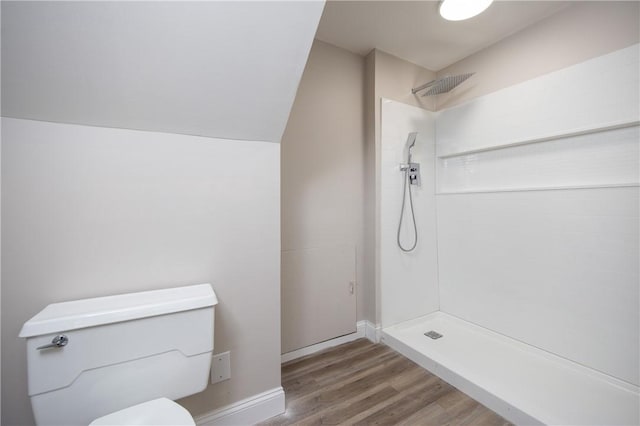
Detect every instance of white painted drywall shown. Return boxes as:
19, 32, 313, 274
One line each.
437, 187, 639, 386
1, 1, 322, 422
280, 41, 362, 350
380, 99, 439, 328
1, 118, 281, 424
1, 1, 324, 142
282, 246, 356, 353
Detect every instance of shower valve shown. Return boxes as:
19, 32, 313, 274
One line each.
401, 162, 421, 186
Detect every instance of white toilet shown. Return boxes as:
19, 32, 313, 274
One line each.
19, 283, 218, 426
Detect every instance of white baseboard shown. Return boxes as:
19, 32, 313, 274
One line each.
196, 322, 383, 424
363, 320, 381, 343
194, 387, 285, 426
281, 320, 381, 363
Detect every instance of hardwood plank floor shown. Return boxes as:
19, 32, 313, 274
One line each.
261, 339, 512, 426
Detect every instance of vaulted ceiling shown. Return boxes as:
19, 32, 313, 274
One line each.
1, 1, 324, 142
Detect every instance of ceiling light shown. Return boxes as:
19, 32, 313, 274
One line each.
439, 0, 494, 21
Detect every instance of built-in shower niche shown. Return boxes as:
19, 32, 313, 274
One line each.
437, 123, 639, 194
436, 44, 639, 195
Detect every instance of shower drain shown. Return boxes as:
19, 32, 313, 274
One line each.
424, 330, 443, 339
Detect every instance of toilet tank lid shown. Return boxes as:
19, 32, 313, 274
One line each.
19, 283, 218, 338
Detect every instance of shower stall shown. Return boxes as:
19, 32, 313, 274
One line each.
377, 44, 639, 425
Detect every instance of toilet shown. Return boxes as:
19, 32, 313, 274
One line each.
19, 283, 218, 426
89, 397, 196, 426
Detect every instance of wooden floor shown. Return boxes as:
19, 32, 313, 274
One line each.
261, 339, 512, 426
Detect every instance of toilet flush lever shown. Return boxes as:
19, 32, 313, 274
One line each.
37, 335, 68, 350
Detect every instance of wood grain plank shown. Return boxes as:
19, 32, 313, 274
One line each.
352, 377, 455, 425
261, 339, 512, 426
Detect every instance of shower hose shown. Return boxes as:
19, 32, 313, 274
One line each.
397, 167, 418, 252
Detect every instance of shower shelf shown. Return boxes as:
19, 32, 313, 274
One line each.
437, 119, 639, 159
382, 312, 639, 426
436, 182, 640, 195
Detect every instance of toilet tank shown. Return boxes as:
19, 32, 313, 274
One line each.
19, 283, 218, 426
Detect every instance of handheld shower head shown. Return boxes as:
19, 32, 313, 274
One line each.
405, 132, 418, 161
406, 132, 418, 150
398, 132, 421, 252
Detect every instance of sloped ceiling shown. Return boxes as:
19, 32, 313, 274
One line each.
1, 1, 325, 142
316, 1, 571, 71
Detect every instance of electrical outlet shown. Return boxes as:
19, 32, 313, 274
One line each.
210, 351, 231, 384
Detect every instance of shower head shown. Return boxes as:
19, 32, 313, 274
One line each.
404, 132, 418, 161
405, 132, 418, 151
411, 72, 475, 97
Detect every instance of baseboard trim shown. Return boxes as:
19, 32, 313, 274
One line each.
281, 320, 380, 363
194, 387, 285, 426
363, 320, 382, 343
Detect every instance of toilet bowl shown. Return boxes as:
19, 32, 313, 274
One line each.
90, 398, 195, 426
20, 284, 217, 426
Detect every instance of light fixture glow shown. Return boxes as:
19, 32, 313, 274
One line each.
439, 0, 494, 21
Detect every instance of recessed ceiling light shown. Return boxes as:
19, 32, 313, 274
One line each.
439, 0, 494, 21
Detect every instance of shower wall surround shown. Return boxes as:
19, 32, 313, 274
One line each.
437, 188, 639, 385
379, 100, 438, 328
380, 43, 639, 386
436, 44, 639, 158
436, 43, 639, 386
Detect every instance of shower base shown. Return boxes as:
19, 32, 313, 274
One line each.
382, 312, 639, 425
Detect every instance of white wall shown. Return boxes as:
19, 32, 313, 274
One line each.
1, 1, 322, 422
280, 40, 362, 351
1, 118, 281, 424
380, 100, 438, 327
